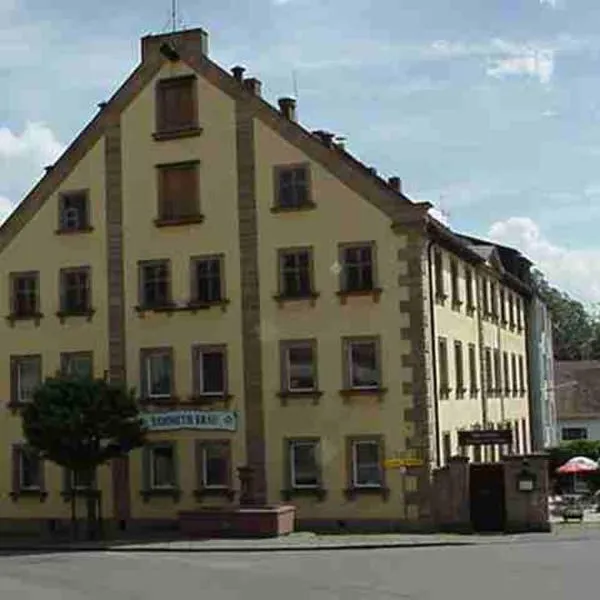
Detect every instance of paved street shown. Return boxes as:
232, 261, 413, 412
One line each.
0, 534, 598, 599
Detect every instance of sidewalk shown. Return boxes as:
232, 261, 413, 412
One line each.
0, 523, 597, 554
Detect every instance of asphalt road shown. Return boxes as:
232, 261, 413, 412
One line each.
0, 537, 598, 599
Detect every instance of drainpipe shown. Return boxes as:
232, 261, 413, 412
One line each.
426, 239, 442, 467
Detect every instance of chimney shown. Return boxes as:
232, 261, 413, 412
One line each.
97, 101, 107, 110
141, 28, 209, 64
231, 65, 245, 82
44, 165, 54, 173
243, 77, 262, 96
368, 167, 377, 175
312, 130, 334, 147
388, 176, 402, 192
278, 97, 297, 122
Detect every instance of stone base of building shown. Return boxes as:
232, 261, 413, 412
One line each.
296, 518, 435, 534
178, 504, 296, 538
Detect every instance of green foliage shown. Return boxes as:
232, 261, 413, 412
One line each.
22, 376, 146, 473
532, 269, 600, 361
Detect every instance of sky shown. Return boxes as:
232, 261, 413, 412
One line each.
1, 0, 600, 304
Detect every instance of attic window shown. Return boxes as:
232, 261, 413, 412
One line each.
272, 164, 315, 212
155, 76, 201, 140
58, 191, 91, 234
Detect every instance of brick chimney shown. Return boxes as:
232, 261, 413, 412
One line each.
141, 28, 209, 63
243, 77, 262, 96
278, 97, 297, 122
231, 65, 246, 82
388, 176, 402, 192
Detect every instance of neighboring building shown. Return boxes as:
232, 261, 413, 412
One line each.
556, 361, 600, 442
0, 27, 533, 534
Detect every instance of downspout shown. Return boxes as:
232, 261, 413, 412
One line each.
426, 239, 442, 467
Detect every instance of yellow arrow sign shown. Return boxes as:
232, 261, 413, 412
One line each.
384, 457, 424, 468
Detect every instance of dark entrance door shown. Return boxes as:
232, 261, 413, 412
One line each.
470, 464, 505, 532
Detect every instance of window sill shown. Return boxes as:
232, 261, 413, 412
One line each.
56, 309, 96, 324
152, 127, 203, 141
61, 489, 100, 502
277, 390, 323, 406
339, 387, 387, 402
273, 292, 320, 307
344, 486, 390, 502
466, 304, 476, 316
153, 214, 205, 228
519, 388, 527, 396
188, 393, 233, 407
135, 303, 177, 316
509, 324, 516, 331
7, 401, 29, 414
434, 293, 447, 306
281, 487, 327, 502
185, 299, 230, 314
336, 288, 383, 305
439, 387, 452, 400
194, 487, 236, 502
140, 488, 182, 503
5, 313, 43, 327
139, 395, 180, 407
451, 300, 463, 311
10, 489, 48, 502
469, 388, 479, 398
55, 226, 94, 236
270, 202, 317, 214
456, 387, 467, 399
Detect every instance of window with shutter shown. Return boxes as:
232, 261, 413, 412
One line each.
157, 162, 201, 224
155, 76, 198, 135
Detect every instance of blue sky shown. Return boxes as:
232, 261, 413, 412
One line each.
1, 0, 600, 303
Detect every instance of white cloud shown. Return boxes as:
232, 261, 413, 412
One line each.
488, 217, 600, 304
540, 0, 559, 7
486, 47, 554, 84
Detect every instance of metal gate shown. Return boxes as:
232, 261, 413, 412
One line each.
469, 464, 506, 532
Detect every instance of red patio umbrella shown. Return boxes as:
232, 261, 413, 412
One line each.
556, 456, 599, 493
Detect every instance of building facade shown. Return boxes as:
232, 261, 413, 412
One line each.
556, 361, 600, 443
0, 28, 534, 534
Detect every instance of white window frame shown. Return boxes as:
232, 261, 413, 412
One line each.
289, 440, 320, 489
351, 440, 382, 489
285, 344, 316, 392
19, 450, 40, 491
198, 349, 226, 396
146, 352, 172, 399
200, 444, 229, 489
150, 445, 176, 489
347, 340, 380, 391
17, 358, 40, 404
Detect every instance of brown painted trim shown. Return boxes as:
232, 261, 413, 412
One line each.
235, 95, 267, 503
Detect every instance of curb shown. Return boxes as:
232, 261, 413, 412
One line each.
0, 540, 476, 554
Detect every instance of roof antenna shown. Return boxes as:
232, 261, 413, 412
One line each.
171, 0, 178, 32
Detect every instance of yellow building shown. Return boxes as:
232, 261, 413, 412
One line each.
0, 27, 532, 534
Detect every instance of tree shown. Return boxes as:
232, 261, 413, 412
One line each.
21, 376, 146, 539
532, 269, 600, 361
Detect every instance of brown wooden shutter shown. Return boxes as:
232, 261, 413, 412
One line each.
11, 445, 21, 494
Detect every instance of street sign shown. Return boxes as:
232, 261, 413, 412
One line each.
384, 457, 424, 469
458, 429, 512, 446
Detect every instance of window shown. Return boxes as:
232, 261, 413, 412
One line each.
340, 243, 376, 293
481, 277, 489, 316
274, 165, 311, 209
562, 427, 588, 441
281, 340, 317, 393
193, 345, 227, 396
288, 440, 320, 489
141, 348, 173, 400
442, 432, 452, 464
490, 282, 498, 320
197, 441, 231, 489
344, 338, 381, 390
61, 352, 93, 379
514, 420, 521, 453
148, 444, 177, 489
503, 351, 510, 394
438, 337, 449, 398
12, 446, 42, 492
10, 355, 41, 406
139, 260, 171, 308
484, 347, 492, 394
468, 343, 477, 395
156, 76, 197, 134
454, 341, 465, 397
500, 288, 506, 324
508, 294, 515, 329
65, 468, 96, 491
450, 259, 460, 307
157, 162, 200, 222
521, 419, 529, 453
434, 249, 445, 299
494, 349, 501, 394
518, 355, 525, 394
516, 298, 523, 331
278, 248, 314, 298
511, 353, 518, 395
10, 272, 39, 317
60, 267, 91, 314
465, 268, 474, 311
58, 191, 90, 232
191, 255, 224, 304
350, 438, 383, 488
